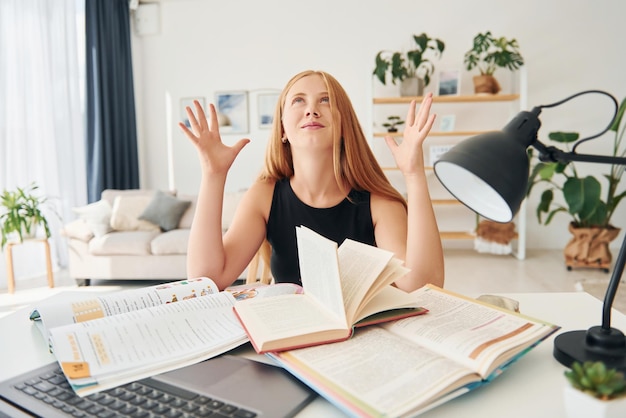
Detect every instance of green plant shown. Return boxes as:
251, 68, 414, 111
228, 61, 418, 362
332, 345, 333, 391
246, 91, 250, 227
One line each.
565, 361, 626, 400
382, 115, 405, 132
526, 97, 626, 228
0, 182, 56, 249
373, 33, 445, 87
463, 31, 524, 76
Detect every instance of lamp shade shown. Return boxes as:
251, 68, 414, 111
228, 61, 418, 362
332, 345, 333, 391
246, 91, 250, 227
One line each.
433, 109, 541, 223
433, 131, 531, 223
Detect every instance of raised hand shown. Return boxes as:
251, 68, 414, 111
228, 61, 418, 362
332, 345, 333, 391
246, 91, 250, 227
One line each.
178, 101, 250, 175
384, 93, 436, 176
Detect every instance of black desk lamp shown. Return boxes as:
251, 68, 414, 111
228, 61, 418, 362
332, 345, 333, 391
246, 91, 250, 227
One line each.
433, 90, 626, 371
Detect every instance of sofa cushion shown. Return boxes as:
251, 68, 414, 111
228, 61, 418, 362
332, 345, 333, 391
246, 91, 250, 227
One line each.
176, 194, 197, 229
62, 218, 94, 242
177, 190, 245, 231
151, 229, 190, 255
72, 200, 113, 237
222, 190, 246, 231
101, 189, 170, 206
110, 195, 161, 232
88, 230, 160, 255
139, 190, 191, 232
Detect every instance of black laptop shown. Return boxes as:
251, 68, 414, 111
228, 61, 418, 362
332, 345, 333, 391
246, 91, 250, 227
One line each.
0, 355, 316, 418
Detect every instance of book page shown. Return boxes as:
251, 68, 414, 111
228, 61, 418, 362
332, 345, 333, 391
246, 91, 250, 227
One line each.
49, 292, 247, 396
233, 294, 348, 352
383, 285, 559, 377
225, 282, 303, 301
336, 239, 398, 323
352, 285, 423, 323
30, 277, 219, 338
274, 326, 479, 418
296, 226, 346, 323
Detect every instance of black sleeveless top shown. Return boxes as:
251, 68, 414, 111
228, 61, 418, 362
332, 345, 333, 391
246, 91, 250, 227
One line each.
266, 178, 376, 285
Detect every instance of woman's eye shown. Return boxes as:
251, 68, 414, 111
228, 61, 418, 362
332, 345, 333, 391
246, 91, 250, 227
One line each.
321, 97, 330, 103
292, 97, 304, 104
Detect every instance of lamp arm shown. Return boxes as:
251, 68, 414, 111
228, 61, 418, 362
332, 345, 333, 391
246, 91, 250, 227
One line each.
538, 90, 618, 153
604, 234, 626, 330
534, 144, 626, 166
533, 142, 626, 331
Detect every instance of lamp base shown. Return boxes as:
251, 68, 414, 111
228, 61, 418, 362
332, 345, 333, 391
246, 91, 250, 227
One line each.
553, 326, 626, 372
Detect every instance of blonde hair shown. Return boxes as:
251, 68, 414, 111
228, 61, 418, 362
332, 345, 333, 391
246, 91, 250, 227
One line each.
259, 70, 406, 208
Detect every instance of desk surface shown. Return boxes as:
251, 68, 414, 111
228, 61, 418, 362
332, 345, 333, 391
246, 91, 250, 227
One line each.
1, 291, 625, 418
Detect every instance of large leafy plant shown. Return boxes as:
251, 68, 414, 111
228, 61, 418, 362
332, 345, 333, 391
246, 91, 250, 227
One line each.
464, 31, 524, 76
0, 182, 55, 249
526, 97, 626, 228
373, 33, 445, 87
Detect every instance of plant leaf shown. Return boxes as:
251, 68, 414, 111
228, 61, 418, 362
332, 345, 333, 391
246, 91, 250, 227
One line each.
610, 97, 626, 132
548, 131, 579, 143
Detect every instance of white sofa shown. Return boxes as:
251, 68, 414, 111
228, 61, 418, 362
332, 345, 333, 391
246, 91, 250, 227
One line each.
62, 189, 244, 284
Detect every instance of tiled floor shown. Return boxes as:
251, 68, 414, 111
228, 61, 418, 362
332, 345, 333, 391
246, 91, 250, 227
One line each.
1, 249, 624, 319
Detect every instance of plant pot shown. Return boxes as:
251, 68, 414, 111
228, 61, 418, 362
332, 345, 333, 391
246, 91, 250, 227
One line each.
474, 220, 517, 255
472, 75, 501, 94
387, 128, 398, 133
563, 385, 626, 418
564, 223, 621, 272
400, 77, 425, 97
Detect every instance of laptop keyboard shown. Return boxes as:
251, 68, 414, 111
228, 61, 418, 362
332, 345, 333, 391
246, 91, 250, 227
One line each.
10, 365, 257, 418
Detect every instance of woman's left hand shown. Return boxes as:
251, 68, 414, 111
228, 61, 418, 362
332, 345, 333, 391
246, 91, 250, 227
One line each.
384, 93, 436, 176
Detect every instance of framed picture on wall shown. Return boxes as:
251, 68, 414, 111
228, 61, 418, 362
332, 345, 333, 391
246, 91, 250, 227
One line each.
437, 70, 461, 96
180, 97, 205, 128
215, 91, 249, 134
439, 114, 456, 132
257, 92, 280, 129
429, 144, 455, 166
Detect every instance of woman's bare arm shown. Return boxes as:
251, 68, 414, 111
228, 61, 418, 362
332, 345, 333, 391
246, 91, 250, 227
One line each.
178, 101, 262, 289
380, 93, 445, 291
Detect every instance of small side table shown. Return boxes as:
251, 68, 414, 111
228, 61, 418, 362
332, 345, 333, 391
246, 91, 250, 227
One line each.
5, 238, 54, 294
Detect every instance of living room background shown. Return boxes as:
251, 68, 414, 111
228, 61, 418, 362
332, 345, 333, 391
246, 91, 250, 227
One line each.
1, 0, 625, 286
133, 0, 625, 253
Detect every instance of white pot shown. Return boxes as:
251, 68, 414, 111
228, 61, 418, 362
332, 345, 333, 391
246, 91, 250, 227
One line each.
564, 385, 626, 418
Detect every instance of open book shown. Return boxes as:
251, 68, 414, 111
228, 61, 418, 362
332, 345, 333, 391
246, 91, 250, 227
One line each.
269, 285, 561, 418
233, 226, 428, 353
28, 278, 300, 396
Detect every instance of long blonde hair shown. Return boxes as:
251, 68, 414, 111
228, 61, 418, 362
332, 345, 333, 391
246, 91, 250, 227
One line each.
259, 70, 406, 208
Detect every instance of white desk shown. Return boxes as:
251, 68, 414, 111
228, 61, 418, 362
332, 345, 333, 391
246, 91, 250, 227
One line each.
1, 291, 625, 417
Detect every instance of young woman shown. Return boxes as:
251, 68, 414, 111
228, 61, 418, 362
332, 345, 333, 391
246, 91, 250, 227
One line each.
179, 70, 444, 291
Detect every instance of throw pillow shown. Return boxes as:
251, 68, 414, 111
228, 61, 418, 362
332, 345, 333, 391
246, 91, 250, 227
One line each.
139, 190, 192, 232
110, 195, 160, 231
72, 200, 113, 237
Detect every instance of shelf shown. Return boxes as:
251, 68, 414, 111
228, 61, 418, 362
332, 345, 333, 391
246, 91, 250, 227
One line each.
374, 131, 491, 138
373, 94, 520, 104
440, 231, 475, 240
371, 70, 526, 258
381, 166, 435, 171
430, 199, 464, 205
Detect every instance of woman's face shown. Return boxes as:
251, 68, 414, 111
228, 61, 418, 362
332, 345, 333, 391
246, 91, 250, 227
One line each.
281, 74, 334, 151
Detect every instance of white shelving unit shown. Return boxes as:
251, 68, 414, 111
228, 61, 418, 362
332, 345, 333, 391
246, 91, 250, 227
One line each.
370, 71, 527, 260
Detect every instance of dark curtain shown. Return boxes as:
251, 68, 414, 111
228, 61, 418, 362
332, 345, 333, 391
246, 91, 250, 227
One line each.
85, 0, 139, 203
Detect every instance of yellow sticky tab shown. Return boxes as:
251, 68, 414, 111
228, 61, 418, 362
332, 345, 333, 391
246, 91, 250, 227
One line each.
61, 362, 91, 379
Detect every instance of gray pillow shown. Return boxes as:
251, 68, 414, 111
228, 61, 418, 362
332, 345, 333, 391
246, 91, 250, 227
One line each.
139, 191, 191, 232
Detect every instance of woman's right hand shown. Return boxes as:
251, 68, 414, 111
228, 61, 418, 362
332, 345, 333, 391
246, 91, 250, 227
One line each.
178, 101, 250, 175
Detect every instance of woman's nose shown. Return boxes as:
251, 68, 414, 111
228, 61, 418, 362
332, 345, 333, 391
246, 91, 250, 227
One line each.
306, 108, 320, 117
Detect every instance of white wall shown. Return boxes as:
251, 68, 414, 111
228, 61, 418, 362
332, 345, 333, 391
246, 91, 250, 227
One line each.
131, 0, 626, 251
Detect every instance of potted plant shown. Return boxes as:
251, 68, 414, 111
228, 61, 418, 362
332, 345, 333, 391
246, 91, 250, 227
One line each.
373, 33, 445, 96
0, 182, 56, 249
526, 97, 626, 270
382, 115, 405, 133
463, 31, 524, 94
563, 361, 626, 418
